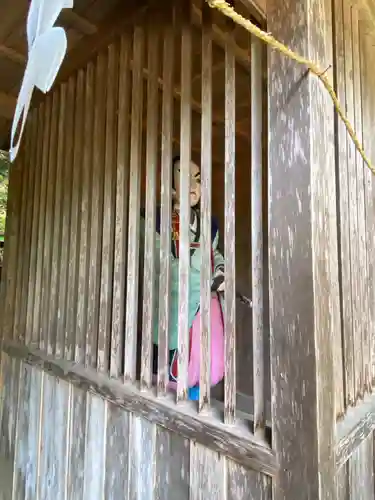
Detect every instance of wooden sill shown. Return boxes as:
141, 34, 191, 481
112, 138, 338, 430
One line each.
336, 392, 375, 468
2, 340, 277, 476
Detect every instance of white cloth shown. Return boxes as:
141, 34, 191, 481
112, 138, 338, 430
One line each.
9, 0, 74, 162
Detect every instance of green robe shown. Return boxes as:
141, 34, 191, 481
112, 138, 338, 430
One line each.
139, 213, 224, 350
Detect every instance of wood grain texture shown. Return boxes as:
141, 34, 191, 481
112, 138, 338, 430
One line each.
104, 404, 130, 499
251, 34, 265, 439
86, 51, 106, 368
332, 0, 351, 414
124, 25, 144, 382
83, 394, 107, 500
48, 85, 66, 357
336, 393, 375, 468
352, 6, 368, 401
67, 386, 87, 499
25, 108, 42, 346
154, 426, 190, 500
3, 341, 277, 476
110, 32, 131, 379
157, 8, 174, 395
343, 0, 361, 404
268, 0, 337, 496
76, 62, 94, 365
40, 93, 59, 355
11, 363, 42, 500
359, 27, 375, 395
98, 43, 119, 375
227, 459, 272, 499
39, 375, 71, 500
141, 19, 159, 389
348, 434, 374, 500
128, 415, 156, 500
36, 97, 52, 351
56, 78, 75, 359
199, 2, 213, 412
0, 354, 20, 466
189, 442, 226, 500
177, 0, 192, 403
19, 113, 38, 345
335, 463, 349, 500
1, 125, 23, 343
224, 31, 236, 425
12, 124, 30, 343
66, 70, 84, 362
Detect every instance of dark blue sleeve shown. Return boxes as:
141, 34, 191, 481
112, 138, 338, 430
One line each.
211, 216, 219, 243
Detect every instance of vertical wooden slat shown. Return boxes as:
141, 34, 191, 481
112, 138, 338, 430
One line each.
111, 32, 131, 379
12, 124, 30, 342
154, 427, 190, 500
33, 98, 51, 349
189, 442, 227, 500
67, 387, 87, 499
86, 52, 106, 368
48, 85, 66, 356
19, 112, 38, 344
26, 106, 43, 346
251, 35, 265, 438
360, 30, 375, 393
141, 20, 159, 389
104, 405, 130, 499
56, 78, 75, 358
200, 3, 213, 412
128, 415, 156, 500
177, 0, 192, 403
343, 0, 361, 403
348, 435, 374, 499
41, 91, 59, 353
65, 70, 84, 361
98, 43, 119, 374
11, 364, 42, 499
157, 7, 175, 395
227, 460, 271, 500
0, 149, 22, 345
224, 32, 236, 425
39, 375, 71, 500
332, 0, 350, 414
83, 395, 107, 500
352, 6, 368, 400
336, 463, 349, 500
124, 25, 144, 382
76, 63, 94, 365
0, 355, 20, 475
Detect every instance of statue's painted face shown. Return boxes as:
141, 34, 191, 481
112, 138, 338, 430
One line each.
173, 160, 201, 208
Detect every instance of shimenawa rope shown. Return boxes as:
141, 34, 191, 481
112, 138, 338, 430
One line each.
207, 0, 375, 176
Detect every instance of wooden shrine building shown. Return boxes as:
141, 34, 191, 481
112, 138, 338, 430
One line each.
1, 0, 375, 498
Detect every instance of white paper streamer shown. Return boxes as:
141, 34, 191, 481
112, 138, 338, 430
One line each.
9, 0, 74, 162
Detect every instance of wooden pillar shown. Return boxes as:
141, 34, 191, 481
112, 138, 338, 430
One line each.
267, 0, 339, 498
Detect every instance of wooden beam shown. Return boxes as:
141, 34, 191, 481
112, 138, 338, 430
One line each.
268, 0, 338, 498
336, 393, 375, 468
0, 45, 26, 65
191, 4, 250, 72
59, 10, 98, 35
0, 92, 16, 120
55, 0, 150, 86
2, 340, 278, 477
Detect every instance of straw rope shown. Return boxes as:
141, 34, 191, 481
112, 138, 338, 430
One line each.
207, 0, 375, 175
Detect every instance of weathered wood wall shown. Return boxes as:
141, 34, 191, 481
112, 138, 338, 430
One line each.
0, 353, 272, 500
332, 0, 375, 418
2, 0, 375, 498
0, 1, 274, 499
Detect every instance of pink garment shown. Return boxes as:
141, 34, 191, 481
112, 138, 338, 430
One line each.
167, 295, 225, 391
